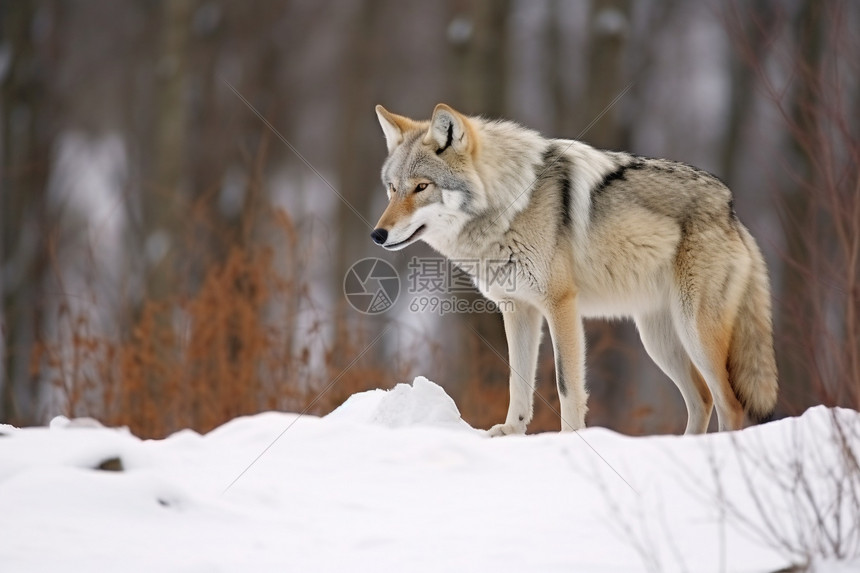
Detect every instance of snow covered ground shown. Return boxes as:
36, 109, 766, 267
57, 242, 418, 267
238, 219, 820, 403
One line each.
1, 376, 858, 572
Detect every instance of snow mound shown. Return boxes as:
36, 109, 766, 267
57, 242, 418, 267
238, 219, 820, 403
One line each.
327, 376, 472, 431
3, 385, 859, 571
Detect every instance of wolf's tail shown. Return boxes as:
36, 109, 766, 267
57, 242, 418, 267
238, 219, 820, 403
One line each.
726, 226, 779, 422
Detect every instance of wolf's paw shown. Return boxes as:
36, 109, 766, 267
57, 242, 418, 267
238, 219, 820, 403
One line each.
486, 422, 526, 437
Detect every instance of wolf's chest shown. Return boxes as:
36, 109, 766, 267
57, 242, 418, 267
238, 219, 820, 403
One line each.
463, 255, 546, 303
439, 230, 550, 303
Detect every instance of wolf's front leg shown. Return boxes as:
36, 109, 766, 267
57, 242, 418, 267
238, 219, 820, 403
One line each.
546, 293, 587, 431
487, 302, 543, 437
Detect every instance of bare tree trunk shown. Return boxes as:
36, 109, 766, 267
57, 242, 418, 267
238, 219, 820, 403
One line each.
332, 0, 386, 371
720, 1, 775, 183
449, 0, 509, 117
0, 0, 58, 424
134, 0, 192, 434
584, 0, 630, 150
335, 0, 378, 285
778, 0, 824, 408
146, 0, 193, 301
547, 0, 573, 137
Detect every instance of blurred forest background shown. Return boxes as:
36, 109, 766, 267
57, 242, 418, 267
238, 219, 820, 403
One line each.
1, 0, 858, 437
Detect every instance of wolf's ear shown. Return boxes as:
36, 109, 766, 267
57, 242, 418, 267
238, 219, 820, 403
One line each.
424, 103, 476, 157
376, 105, 420, 154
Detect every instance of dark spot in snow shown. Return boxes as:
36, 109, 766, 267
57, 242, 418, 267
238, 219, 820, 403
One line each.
95, 457, 124, 472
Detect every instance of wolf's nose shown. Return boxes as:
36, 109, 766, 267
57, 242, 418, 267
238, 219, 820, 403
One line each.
370, 228, 388, 245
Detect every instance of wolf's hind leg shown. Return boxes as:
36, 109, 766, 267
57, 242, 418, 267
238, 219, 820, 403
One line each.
545, 294, 587, 432
487, 302, 543, 437
672, 242, 750, 432
636, 310, 713, 434
677, 322, 744, 431
672, 301, 746, 432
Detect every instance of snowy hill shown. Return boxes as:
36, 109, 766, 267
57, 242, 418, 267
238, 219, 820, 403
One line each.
1, 377, 857, 572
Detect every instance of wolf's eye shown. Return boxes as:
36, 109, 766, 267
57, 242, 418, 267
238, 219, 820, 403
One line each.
415, 183, 429, 193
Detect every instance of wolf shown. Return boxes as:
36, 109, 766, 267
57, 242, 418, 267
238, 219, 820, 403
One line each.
370, 103, 778, 435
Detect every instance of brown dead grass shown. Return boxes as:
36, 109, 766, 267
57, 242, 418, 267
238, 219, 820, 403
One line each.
34, 205, 393, 438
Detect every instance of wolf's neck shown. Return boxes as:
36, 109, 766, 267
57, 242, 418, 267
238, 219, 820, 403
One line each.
426, 130, 617, 262
472, 121, 549, 228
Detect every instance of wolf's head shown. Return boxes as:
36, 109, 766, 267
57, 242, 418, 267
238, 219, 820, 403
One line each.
371, 104, 484, 251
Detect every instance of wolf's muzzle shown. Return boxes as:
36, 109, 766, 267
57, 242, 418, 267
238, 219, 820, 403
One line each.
370, 228, 388, 245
